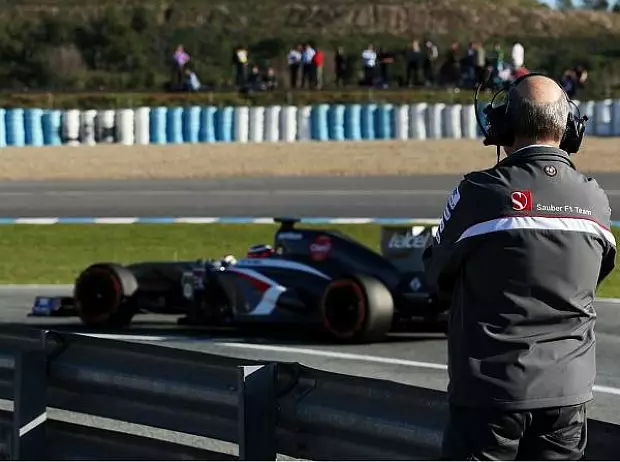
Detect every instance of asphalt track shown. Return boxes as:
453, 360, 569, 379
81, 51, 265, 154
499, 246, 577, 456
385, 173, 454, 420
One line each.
0, 285, 619, 457
0, 173, 619, 219
0, 172, 619, 456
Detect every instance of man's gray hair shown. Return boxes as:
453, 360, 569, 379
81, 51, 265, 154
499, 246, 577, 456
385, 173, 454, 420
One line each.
506, 89, 570, 142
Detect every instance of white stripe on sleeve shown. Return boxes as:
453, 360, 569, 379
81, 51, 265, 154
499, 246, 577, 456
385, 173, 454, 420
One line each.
456, 216, 616, 248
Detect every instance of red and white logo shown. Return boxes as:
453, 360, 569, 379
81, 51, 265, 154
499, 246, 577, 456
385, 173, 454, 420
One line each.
310, 235, 332, 261
511, 190, 532, 211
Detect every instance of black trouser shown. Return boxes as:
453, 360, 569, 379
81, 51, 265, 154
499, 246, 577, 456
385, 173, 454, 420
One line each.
335, 69, 345, 87
441, 403, 588, 461
423, 59, 434, 84
235, 65, 246, 88
406, 61, 419, 86
289, 64, 300, 88
301, 64, 313, 88
363, 66, 375, 86
380, 63, 390, 84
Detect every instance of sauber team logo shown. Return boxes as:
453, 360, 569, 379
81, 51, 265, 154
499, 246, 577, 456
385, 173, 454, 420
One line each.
310, 235, 332, 261
511, 190, 532, 211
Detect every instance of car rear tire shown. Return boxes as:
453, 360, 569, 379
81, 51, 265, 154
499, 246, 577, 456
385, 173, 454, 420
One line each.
74, 263, 139, 328
319, 274, 394, 343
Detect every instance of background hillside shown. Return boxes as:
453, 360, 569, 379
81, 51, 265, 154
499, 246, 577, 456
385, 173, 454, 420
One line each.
1, 0, 620, 98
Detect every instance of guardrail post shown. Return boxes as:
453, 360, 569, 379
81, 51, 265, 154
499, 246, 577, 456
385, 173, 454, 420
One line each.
238, 364, 277, 461
11, 349, 47, 460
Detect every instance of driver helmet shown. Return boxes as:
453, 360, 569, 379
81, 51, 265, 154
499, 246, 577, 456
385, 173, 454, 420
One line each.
247, 244, 274, 258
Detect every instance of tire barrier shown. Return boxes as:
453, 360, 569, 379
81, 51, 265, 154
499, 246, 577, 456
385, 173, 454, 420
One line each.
0, 99, 617, 147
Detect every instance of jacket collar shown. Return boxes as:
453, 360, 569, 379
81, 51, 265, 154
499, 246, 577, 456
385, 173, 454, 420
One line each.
497, 144, 575, 169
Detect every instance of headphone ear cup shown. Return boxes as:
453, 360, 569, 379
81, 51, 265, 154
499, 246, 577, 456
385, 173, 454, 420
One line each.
560, 114, 586, 154
484, 104, 513, 147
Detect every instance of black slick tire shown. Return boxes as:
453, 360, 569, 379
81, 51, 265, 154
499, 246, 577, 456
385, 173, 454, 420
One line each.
319, 274, 394, 343
74, 263, 138, 328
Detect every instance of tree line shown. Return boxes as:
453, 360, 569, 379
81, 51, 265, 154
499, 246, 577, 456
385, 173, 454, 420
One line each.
0, 5, 620, 96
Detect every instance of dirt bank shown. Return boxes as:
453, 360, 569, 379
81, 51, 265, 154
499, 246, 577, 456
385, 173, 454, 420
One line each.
0, 138, 616, 181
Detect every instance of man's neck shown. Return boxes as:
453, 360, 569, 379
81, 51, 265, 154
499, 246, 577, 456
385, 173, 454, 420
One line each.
507, 139, 559, 156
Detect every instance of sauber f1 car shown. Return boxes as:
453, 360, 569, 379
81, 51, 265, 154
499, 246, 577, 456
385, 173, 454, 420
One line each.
31, 218, 446, 343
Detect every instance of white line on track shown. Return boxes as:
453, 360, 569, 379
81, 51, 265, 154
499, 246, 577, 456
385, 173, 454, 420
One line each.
80, 333, 178, 342
1, 189, 619, 198
0, 189, 453, 197
222, 342, 449, 370
79, 333, 251, 343
74, 332, 620, 397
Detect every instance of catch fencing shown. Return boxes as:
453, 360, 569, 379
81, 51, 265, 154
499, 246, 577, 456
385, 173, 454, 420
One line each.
0, 325, 618, 460
0, 99, 618, 147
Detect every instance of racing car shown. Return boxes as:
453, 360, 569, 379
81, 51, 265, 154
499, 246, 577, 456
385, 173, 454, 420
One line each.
31, 218, 446, 343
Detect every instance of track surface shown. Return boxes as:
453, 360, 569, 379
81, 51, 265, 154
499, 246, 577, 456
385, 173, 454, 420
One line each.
0, 174, 619, 219
0, 173, 619, 455
1, 287, 619, 428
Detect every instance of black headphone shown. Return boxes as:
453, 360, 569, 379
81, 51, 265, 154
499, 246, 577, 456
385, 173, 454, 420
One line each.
475, 72, 588, 155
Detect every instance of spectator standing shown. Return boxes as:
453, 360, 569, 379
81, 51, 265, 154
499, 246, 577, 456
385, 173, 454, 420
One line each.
561, 68, 578, 98
423, 39, 439, 85
361, 44, 377, 86
575, 65, 588, 91
511, 41, 525, 69
462, 41, 476, 87
172, 45, 190, 90
232, 45, 249, 88
441, 42, 460, 88
287, 44, 302, 88
405, 40, 421, 87
488, 42, 505, 90
334, 46, 348, 87
490, 42, 505, 72
474, 41, 487, 86
301, 43, 316, 89
378, 47, 395, 88
313, 47, 325, 89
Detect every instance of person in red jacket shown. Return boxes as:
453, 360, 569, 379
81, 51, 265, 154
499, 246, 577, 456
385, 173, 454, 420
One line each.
513, 66, 530, 80
313, 48, 325, 89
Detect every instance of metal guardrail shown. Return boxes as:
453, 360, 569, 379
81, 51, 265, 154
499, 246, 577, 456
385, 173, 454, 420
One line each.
0, 409, 230, 460
0, 324, 618, 460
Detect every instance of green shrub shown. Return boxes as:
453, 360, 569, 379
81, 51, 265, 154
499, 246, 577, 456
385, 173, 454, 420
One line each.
1, 1, 620, 97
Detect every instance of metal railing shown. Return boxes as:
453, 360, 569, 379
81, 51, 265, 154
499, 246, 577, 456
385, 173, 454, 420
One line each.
0, 324, 617, 460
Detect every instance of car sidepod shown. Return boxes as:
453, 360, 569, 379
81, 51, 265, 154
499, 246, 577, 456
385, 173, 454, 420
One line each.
218, 258, 333, 324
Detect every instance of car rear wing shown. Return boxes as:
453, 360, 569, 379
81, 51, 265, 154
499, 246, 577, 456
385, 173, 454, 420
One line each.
379, 225, 438, 273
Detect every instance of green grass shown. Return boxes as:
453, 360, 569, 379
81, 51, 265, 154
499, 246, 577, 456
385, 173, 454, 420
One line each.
7, 86, 620, 110
0, 89, 488, 110
0, 223, 618, 298
0, 224, 379, 283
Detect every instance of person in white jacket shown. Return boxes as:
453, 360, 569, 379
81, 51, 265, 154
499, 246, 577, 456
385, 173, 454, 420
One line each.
511, 42, 524, 69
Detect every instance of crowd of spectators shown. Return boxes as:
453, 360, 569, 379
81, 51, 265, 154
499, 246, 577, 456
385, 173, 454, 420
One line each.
168, 40, 588, 98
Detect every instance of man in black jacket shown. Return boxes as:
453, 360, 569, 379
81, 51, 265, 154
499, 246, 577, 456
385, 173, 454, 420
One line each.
423, 74, 616, 460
